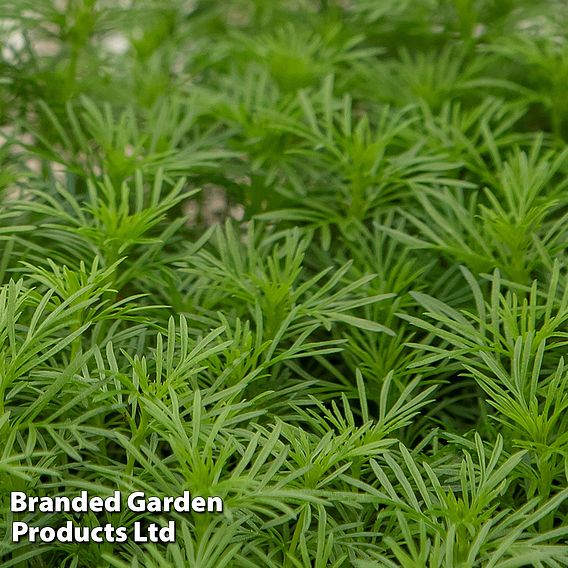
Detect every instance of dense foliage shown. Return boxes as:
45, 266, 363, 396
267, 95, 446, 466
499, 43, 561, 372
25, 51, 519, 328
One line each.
1, 1, 568, 566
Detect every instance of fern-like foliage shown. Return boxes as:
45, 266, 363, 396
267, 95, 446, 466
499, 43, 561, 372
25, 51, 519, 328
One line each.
0, 1, 567, 567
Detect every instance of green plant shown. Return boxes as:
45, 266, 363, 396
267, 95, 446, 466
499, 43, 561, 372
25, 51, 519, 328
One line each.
1, 1, 567, 567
